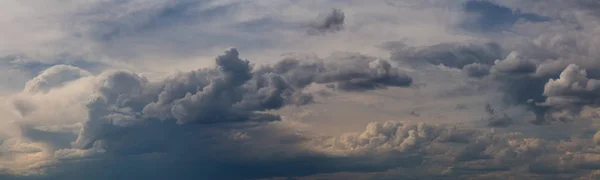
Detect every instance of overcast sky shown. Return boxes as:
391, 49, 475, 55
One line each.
2, 0, 600, 179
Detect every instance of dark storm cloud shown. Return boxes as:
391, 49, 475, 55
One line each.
42, 48, 415, 179
11, 48, 411, 150
17, 122, 429, 180
14, 145, 423, 180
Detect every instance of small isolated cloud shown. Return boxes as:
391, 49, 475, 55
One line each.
307, 8, 345, 35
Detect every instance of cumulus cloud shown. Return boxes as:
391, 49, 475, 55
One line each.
380, 1, 600, 124
5, 0, 600, 179
73, 48, 412, 149
538, 64, 600, 121
301, 120, 600, 179
0, 47, 416, 179
491, 51, 537, 75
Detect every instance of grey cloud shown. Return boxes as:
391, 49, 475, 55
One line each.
460, 0, 550, 33
15, 122, 426, 180
377, 0, 600, 125
539, 64, 600, 120
9, 0, 600, 179
384, 36, 593, 125
482, 103, 513, 127
308, 8, 345, 34
61, 48, 414, 174
463, 63, 491, 78
492, 52, 537, 75
389, 41, 503, 69
255, 53, 412, 92
409, 35, 600, 124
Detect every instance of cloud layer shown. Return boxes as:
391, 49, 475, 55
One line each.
3, 0, 600, 179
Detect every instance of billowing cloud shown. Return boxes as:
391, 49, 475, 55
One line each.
298, 120, 600, 179
72, 48, 412, 149
539, 64, 600, 121
0, 47, 415, 179
4, 0, 600, 179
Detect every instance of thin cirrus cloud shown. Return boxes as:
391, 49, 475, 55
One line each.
3, 0, 600, 179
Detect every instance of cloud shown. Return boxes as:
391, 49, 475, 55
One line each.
459, 0, 550, 32
538, 64, 600, 121
4, 0, 600, 179
74, 48, 412, 149
0, 47, 416, 179
481, 103, 514, 127
307, 8, 345, 34
294, 120, 600, 179
388, 41, 504, 69
463, 63, 491, 78
23, 65, 92, 93
379, 0, 600, 124
491, 51, 537, 75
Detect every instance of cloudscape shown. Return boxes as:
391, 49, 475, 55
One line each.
3, 0, 600, 179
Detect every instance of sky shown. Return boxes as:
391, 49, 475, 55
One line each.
2, 0, 600, 179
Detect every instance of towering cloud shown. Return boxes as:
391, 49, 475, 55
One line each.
64, 48, 414, 153
539, 64, 600, 121
6, 0, 600, 179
